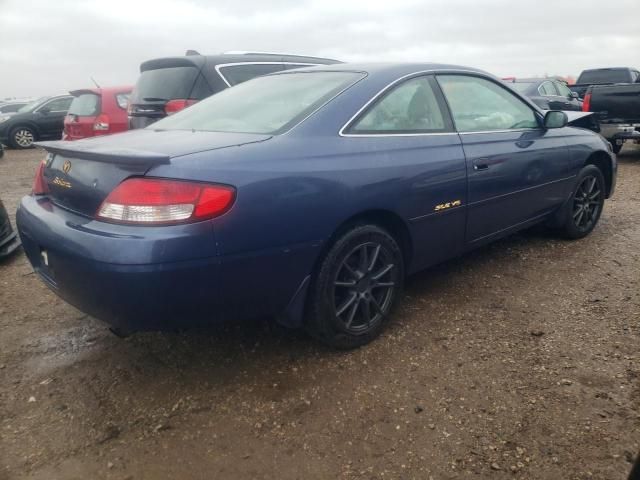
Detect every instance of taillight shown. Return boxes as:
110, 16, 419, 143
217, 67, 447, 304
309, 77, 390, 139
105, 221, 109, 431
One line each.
97, 178, 235, 225
93, 113, 110, 131
164, 99, 198, 116
582, 92, 591, 112
32, 160, 49, 195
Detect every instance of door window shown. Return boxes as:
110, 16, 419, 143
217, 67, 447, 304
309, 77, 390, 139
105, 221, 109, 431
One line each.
538, 81, 558, 96
348, 76, 448, 134
554, 81, 572, 97
437, 75, 539, 132
43, 97, 72, 112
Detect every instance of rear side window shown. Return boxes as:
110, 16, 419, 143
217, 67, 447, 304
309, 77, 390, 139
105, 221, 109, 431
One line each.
115, 93, 130, 109
437, 75, 538, 132
132, 66, 202, 102
68, 93, 100, 116
348, 76, 448, 134
218, 63, 286, 86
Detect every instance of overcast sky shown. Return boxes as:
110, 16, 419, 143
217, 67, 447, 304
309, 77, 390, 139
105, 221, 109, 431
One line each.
1, 0, 638, 98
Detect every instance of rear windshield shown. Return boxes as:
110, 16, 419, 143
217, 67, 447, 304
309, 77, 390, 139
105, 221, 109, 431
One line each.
131, 66, 202, 102
152, 71, 363, 135
218, 63, 287, 86
577, 69, 630, 84
68, 93, 100, 116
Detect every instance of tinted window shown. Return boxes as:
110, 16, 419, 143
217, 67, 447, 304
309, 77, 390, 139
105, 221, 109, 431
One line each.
284, 63, 317, 70
555, 81, 572, 97
510, 82, 535, 94
349, 76, 447, 134
0, 103, 24, 113
43, 97, 72, 112
218, 63, 286, 86
539, 81, 558, 96
577, 69, 631, 84
132, 66, 201, 102
153, 71, 363, 135
438, 75, 538, 132
68, 93, 100, 116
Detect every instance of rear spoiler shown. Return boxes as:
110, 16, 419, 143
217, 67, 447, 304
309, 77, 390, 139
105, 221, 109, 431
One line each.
36, 140, 171, 166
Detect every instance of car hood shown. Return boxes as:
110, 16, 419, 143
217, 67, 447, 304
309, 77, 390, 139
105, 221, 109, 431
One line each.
38, 128, 273, 162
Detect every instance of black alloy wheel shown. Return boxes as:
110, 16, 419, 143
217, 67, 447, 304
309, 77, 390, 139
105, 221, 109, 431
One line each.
572, 174, 602, 232
332, 241, 397, 335
558, 164, 605, 239
306, 224, 404, 349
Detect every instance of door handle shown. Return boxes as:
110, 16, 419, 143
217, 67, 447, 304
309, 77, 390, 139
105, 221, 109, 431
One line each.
473, 158, 490, 171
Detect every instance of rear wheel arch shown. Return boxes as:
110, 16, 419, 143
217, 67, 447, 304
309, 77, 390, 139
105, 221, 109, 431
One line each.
584, 151, 613, 198
312, 209, 413, 281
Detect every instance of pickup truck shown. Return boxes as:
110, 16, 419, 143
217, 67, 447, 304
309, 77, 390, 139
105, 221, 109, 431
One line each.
584, 82, 640, 153
570, 67, 640, 99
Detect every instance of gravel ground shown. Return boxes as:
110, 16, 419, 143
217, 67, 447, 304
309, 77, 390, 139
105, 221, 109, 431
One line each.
0, 145, 639, 480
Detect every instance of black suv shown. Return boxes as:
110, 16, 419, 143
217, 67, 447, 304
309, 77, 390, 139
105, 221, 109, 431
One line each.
0, 95, 73, 149
128, 51, 341, 129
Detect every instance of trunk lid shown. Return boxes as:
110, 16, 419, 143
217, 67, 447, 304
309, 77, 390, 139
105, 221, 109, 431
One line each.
37, 129, 271, 217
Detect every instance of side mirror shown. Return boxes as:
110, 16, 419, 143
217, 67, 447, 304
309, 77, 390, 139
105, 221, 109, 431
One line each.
570, 91, 580, 99
39, 107, 50, 115
544, 111, 568, 129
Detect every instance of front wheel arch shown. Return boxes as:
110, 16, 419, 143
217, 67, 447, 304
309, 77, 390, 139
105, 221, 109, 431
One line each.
585, 151, 613, 198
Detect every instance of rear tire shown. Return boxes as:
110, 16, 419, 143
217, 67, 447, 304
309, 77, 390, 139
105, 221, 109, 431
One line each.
556, 164, 605, 240
9, 126, 36, 149
305, 224, 404, 349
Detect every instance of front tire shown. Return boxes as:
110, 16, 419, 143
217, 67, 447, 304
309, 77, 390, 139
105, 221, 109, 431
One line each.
306, 224, 404, 349
9, 126, 36, 149
557, 164, 605, 239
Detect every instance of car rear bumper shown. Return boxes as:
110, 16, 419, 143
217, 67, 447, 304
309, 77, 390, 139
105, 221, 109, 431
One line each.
16, 195, 318, 331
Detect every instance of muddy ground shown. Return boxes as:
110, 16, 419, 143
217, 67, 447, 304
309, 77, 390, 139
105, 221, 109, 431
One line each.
0, 145, 639, 480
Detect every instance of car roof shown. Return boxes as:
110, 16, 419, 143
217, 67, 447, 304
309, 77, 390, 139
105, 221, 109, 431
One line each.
505, 78, 557, 84
69, 86, 133, 96
140, 53, 341, 72
269, 62, 491, 76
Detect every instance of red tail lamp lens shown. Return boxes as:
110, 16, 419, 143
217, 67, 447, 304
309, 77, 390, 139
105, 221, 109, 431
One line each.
97, 178, 235, 225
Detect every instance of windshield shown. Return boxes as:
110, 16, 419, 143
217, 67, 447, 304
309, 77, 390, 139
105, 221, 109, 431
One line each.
17, 97, 48, 113
510, 82, 535, 94
577, 69, 630, 84
151, 71, 364, 134
68, 93, 100, 116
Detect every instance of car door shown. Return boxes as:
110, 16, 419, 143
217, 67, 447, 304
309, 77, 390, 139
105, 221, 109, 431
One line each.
342, 75, 467, 271
537, 80, 566, 110
436, 74, 570, 245
554, 81, 581, 111
36, 96, 73, 138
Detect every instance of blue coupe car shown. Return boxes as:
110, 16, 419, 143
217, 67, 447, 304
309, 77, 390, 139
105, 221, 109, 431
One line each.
17, 63, 616, 348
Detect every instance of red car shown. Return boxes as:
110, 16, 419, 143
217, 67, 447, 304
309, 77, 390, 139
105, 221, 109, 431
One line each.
63, 86, 132, 140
